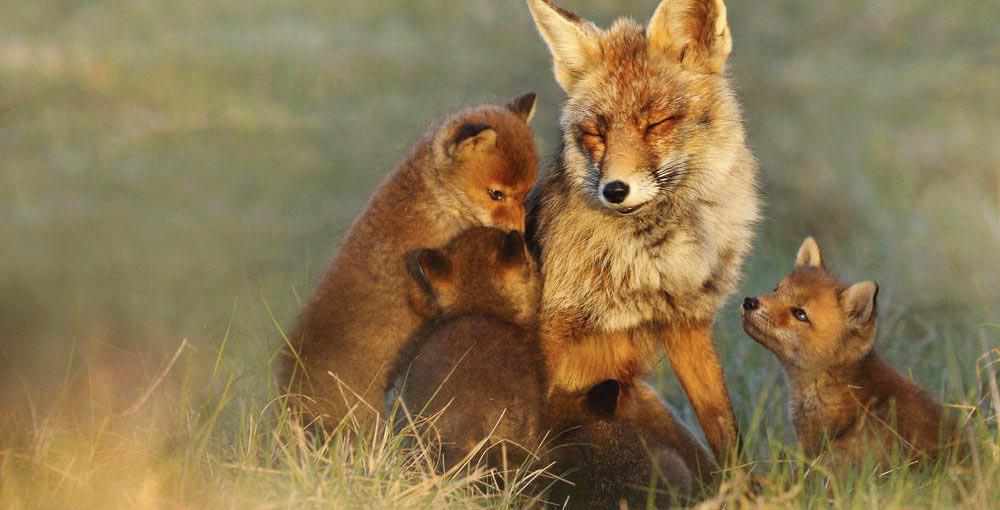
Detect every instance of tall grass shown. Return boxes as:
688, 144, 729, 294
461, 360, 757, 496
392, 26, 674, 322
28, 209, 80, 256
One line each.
1, 0, 998, 508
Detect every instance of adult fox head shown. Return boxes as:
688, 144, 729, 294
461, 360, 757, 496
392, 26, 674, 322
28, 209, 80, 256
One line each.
527, 0, 746, 215
742, 237, 880, 371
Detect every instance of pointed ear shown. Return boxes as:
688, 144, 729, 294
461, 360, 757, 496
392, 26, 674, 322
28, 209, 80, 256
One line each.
405, 249, 452, 317
498, 230, 527, 266
794, 236, 824, 269
437, 122, 497, 163
585, 379, 621, 418
842, 281, 879, 327
647, 0, 732, 74
507, 92, 537, 124
526, 0, 601, 92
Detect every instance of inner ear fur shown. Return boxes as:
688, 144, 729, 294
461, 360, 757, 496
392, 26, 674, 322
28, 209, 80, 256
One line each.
842, 280, 879, 326
794, 236, 824, 269
435, 122, 497, 164
647, 0, 732, 74
526, 0, 602, 92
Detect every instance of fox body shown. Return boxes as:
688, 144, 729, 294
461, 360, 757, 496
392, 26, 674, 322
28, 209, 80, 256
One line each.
283, 95, 539, 428
742, 237, 956, 465
547, 380, 716, 509
525, 0, 759, 461
390, 227, 546, 469
394, 227, 713, 504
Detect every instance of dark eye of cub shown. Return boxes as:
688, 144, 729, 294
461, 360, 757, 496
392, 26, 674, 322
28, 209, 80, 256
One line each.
791, 307, 809, 323
488, 189, 505, 201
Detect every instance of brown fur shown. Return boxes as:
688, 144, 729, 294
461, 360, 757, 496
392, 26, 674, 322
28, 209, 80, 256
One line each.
390, 227, 545, 470
525, 0, 759, 462
546, 380, 716, 508
281, 95, 539, 429
393, 228, 714, 504
742, 237, 960, 467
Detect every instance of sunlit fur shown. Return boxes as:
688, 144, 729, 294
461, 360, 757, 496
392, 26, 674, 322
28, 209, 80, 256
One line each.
282, 97, 539, 429
742, 238, 960, 467
526, 0, 759, 461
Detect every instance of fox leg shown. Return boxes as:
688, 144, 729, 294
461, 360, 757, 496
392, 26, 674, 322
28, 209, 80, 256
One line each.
663, 322, 740, 465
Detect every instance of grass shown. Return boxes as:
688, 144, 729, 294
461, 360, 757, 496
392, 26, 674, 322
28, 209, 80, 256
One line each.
1, 0, 998, 508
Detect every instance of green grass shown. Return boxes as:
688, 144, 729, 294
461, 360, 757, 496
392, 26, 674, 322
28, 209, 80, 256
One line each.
1, 0, 998, 508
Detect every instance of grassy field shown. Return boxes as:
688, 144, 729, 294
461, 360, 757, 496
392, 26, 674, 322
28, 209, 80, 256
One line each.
1, 0, 998, 508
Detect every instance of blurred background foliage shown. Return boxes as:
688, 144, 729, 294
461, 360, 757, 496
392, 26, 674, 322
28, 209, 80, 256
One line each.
1, 0, 997, 450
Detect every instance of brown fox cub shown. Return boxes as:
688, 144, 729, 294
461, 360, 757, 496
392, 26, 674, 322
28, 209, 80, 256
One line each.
282, 95, 539, 429
546, 380, 717, 509
742, 237, 958, 465
390, 227, 545, 469
525, 0, 759, 462
393, 228, 713, 505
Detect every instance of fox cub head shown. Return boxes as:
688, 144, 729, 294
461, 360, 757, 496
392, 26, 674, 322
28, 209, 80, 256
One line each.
527, 0, 746, 215
742, 237, 880, 371
431, 93, 539, 232
405, 227, 540, 326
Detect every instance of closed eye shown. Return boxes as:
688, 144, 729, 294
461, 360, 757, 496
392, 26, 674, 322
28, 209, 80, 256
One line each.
646, 114, 683, 134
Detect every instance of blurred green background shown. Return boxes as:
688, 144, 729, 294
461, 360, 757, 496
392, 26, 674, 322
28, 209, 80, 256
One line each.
1, 0, 998, 434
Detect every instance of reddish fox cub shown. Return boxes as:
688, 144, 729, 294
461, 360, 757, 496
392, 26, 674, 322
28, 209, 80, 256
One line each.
390, 227, 546, 469
742, 237, 959, 466
393, 227, 713, 506
282, 95, 539, 429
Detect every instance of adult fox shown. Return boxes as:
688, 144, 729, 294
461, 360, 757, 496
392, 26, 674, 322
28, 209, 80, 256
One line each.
525, 0, 760, 464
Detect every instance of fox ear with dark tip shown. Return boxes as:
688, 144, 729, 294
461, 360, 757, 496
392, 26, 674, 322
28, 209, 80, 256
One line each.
585, 379, 621, 418
405, 249, 452, 318
647, 0, 732, 74
498, 230, 527, 266
507, 92, 537, 124
436, 122, 497, 164
526, 0, 601, 92
794, 236, 824, 269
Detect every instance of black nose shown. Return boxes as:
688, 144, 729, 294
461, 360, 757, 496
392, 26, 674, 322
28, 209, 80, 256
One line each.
743, 297, 760, 311
602, 181, 630, 204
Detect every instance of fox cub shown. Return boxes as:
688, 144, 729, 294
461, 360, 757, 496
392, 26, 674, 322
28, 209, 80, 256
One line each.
391, 226, 545, 470
546, 380, 717, 509
742, 237, 958, 466
283, 95, 539, 429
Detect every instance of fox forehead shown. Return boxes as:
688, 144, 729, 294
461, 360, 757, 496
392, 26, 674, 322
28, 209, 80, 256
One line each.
778, 268, 842, 302
562, 21, 712, 121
